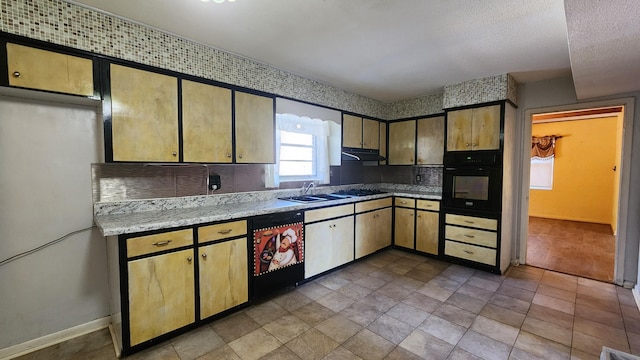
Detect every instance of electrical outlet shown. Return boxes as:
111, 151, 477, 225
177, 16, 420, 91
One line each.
208, 175, 221, 190
416, 174, 421, 182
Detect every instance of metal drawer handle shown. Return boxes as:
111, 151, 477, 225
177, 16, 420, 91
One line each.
202, 253, 207, 259
12, 71, 21, 78
464, 220, 475, 224
226, 153, 232, 158
464, 234, 475, 238
217, 229, 233, 234
152, 240, 172, 246
425, 204, 432, 207
187, 257, 192, 263
463, 250, 474, 254
374, 214, 379, 218
400, 201, 407, 204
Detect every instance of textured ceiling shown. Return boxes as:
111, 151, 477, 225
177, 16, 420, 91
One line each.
565, 0, 640, 99
66, 0, 637, 102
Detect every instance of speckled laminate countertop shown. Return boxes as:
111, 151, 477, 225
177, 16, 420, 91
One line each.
94, 184, 441, 236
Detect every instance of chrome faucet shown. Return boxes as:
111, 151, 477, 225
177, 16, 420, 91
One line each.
302, 182, 315, 194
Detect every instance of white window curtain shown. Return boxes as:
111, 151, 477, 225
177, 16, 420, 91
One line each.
265, 113, 330, 188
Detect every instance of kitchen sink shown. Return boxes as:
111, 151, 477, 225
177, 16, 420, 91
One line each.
280, 195, 328, 203
279, 193, 352, 203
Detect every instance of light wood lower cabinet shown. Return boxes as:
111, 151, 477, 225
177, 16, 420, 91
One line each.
443, 212, 499, 267
355, 198, 392, 259
394, 207, 415, 249
416, 210, 439, 255
127, 248, 195, 346
305, 207, 355, 278
198, 237, 248, 319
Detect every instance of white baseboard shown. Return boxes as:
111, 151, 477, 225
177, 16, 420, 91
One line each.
632, 285, 640, 312
0, 317, 110, 360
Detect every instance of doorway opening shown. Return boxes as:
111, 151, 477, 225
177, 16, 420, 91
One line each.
524, 106, 624, 282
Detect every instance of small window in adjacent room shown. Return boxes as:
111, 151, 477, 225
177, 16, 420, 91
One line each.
530, 157, 554, 190
278, 130, 316, 179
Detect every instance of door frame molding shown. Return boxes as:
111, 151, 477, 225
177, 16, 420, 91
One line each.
516, 97, 635, 286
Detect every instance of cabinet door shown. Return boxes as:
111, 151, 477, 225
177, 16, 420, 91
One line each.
128, 249, 195, 346
7, 43, 94, 96
182, 80, 232, 163
417, 116, 444, 164
388, 120, 416, 165
446, 109, 473, 151
379, 122, 387, 165
362, 118, 379, 150
305, 216, 354, 278
471, 105, 501, 150
110, 64, 179, 162
235, 91, 274, 163
394, 207, 415, 248
199, 237, 248, 319
375, 207, 392, 251
416, 210, 439, 255
342, 114, 362, 148
355, 212, 376, 259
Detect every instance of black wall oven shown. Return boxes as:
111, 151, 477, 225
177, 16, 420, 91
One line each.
443, 151, 502, 212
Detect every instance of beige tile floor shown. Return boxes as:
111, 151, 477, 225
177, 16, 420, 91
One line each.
15, 249, 640, 360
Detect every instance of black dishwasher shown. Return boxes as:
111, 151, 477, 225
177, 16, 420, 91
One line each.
251, 210, 304, 298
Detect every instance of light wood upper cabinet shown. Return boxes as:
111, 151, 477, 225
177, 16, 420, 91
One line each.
362, 118, 379, 150
343, 114, 379, 149
6, 43, 94, 97
379, 122, 387, 165
447, 104, 500, 151
342, 114, 362, 148
199, 237, 248, 319
110, 64, 179, 162
234, 91, 274, 163
182, 80, 232, 163
388, 120, 416, 165
417, 116, 444, 164
128, 248, 195, 346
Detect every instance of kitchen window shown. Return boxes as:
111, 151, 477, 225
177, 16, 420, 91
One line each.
265, 113, 330, 187
278, 130, 316, 178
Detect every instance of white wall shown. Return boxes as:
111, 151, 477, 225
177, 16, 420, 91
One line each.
0, 92, 110, 349
517, 75, 640, 286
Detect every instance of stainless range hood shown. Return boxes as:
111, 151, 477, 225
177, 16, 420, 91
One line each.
341, 148, 386, 161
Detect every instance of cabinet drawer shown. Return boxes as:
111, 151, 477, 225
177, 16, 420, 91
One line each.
127, 229, 193, 258
445, 225, 497, 248
198, 220, 247, 244
355, 197, 392, 213
394, 197, 415, 208
445, 240, 496, 266
305, 204, 354, 223
417, 199, 440, 211
445, 214, 497, 231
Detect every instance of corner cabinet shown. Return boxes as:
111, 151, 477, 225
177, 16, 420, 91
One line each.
355, 198, 392, 258
388, 120, 416, 165
234, 91, 275, 163
304, 204, 355, 278
446, 104, 501, 151
110, 64, 179, 162
5, 42, 95, 97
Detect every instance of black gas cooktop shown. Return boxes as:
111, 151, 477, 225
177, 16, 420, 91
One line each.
334, 189, 386, 197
